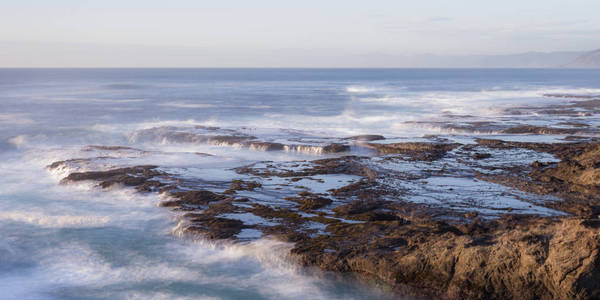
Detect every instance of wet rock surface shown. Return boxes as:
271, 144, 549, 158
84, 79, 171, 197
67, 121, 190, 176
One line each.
475, 139, 600, 218
61, 165, 164, 190
48, 141, 600, 299
365, 142, 460, 161
344, 134, 386, 141
128, 125, 353, 154
405, 93, 600, 136
47, 107, 600, 299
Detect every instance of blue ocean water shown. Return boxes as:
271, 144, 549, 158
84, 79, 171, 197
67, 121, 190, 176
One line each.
2, 68, 600, 142
1, 68, 600, 299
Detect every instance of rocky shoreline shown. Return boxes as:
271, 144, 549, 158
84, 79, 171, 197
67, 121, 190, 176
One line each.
42, 89, 600, 300
46, 133, 600, 299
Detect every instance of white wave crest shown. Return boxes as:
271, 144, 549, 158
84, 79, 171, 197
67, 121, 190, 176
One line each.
0, 211, 111, 228
159, 101, 217, 109
345, 86, 377, 93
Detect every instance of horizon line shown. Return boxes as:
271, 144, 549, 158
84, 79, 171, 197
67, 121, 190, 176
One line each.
1, 66, 599, 70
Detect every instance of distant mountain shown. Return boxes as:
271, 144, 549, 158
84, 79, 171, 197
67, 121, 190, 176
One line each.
564, 49, 600, 68
354, 51, 584, 68
476, 51, 583, 68
0, 40, 595, 68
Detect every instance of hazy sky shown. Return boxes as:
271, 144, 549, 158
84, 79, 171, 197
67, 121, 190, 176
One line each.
1, 0, 599, 67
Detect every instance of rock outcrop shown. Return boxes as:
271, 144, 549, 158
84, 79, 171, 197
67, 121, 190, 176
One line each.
564, 49, 600, 68
49, 140, 600, 299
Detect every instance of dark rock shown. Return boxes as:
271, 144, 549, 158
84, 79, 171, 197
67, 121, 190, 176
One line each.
160, 190, 225, 207
289, 196, 333, 211
333, 199, 384, 215
322, 143, 350, 153
244, 141, 285, 151
344, 135, 386, 141
351, 211, 401, 221
227, 180, 262, 192
63, 165, 158, 181
366, 142, 460, 161
135, 180, 165, 192
52, 139, 600, 300
62, 165, 161, 189
477, 141, 600, 218
502, 125, 580, 135
472, 152, 492, 160
249, 204, 305, 224
184, 216, 247, 239
82, 145, 142, 151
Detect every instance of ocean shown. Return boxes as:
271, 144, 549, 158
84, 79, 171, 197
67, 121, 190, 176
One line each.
1, 68, 600, 299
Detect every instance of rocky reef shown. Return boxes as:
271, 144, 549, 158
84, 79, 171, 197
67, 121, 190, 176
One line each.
42, 92, 600, 299
47, 135, 600, 300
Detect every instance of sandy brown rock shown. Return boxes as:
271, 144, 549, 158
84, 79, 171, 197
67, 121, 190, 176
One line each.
292, 217, 600, 300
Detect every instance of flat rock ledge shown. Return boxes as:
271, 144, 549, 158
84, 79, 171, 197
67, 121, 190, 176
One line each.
51, 140, 600, 300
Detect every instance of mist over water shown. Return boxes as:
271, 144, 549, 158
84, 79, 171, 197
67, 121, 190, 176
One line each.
0, 149, 394, 299
1, 68, 600, 299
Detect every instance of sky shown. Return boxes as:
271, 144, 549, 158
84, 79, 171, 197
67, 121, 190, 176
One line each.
1, 0, 599, 67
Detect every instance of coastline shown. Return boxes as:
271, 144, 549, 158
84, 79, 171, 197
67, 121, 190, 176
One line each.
48, 93, 600, 299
